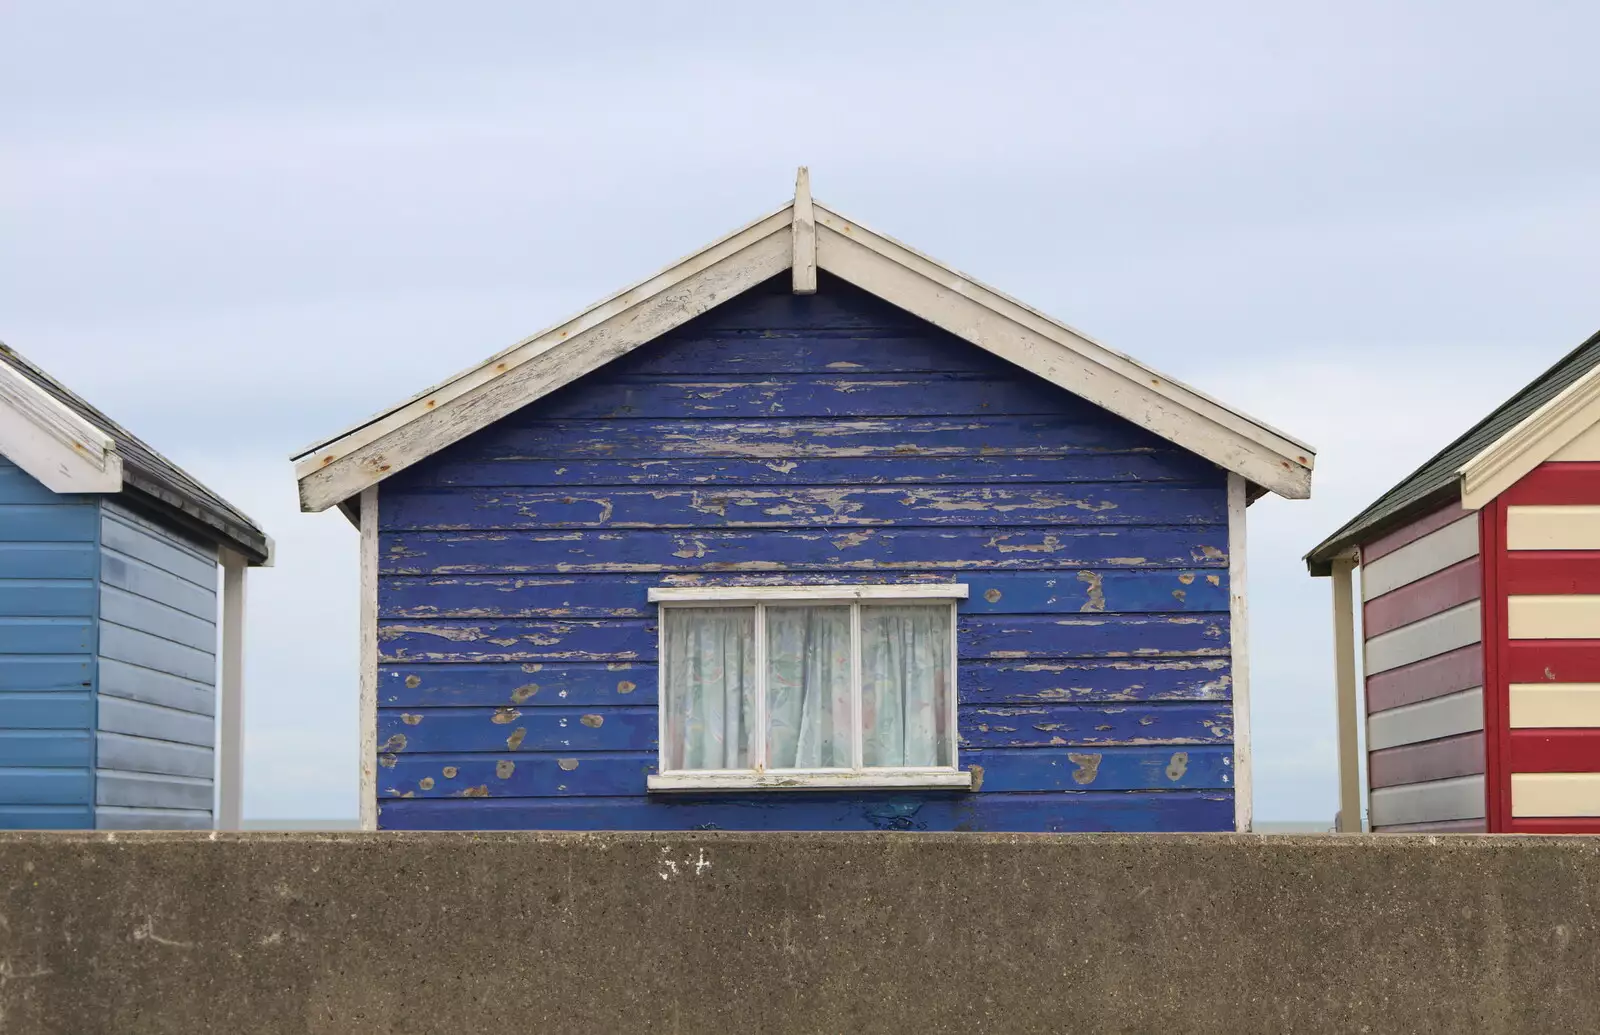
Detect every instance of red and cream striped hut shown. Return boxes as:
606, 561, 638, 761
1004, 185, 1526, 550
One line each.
1308, 329, 1600, 834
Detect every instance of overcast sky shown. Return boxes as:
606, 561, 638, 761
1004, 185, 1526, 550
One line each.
5, 2, 1598, 822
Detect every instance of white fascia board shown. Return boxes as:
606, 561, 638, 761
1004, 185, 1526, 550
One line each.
0, 361, 121, 494
1460, 363, 1600, 511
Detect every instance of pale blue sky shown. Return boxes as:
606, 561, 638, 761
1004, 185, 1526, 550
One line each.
4, 2, 1598, 820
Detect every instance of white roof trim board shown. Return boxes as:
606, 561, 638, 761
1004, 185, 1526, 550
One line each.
293, 171, 1317, 512
0, 358, 123, 494
1459, 361, 1600, 510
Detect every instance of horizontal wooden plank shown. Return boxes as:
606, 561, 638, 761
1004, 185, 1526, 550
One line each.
96, 695, 214, 747
0, 505, 97, 542
1508, 817, 1600, 833
961, 613, 1228, 659
0, 579, 95, 618
962, 703, 1230, 748
530, 375, 1080, 420
614, 333, 993, 374
100, 513, 217, 590
1502, 463, 1600, 506
100, 547, 217, 620
1512, 772, 1600, 817
378, 789, 1235, 832
103, 500, 217, 564
0, 804, 93, 829
1502, 553, 1600, 595
1372, 818, 1487, 833
960, 659, 1231, 704
378, 706, 660, 754
381, 526, 1230, 575
1362, 559, 1480, 638
1363, 602, 1480, 675
378, 483, 1227, 532
1366, 687, 1483, 752
99, 585, 216, 654
377, 613, 1228, 664
0, 655, 93, 692
966, 746, 1231, 791
1508, 595, 1600, 639
99, 622, 216, 685
379, 657, 1234, 710
0, 692, 92, 729
95, 770, 213, 810
1367, 645, 1482, 714
451, 416, 1166, 461
1368, 774, 1485, 826
1506, 641, 1600, 684
1510, 683, 1600, 728
1507, 506, 1600, 551
0, 730, 92, 767
0, 542, 97, 579
1507, 729, 1600, 773
379, 569, 1229, 619
381, 751, 655, 798
94, 806, 212, 830
1367, 732, 1484, 789
1361, 503, 1473, 565
0, 617, 93, 655
1360, 516, 1478, 601
0, 767, 92, 805
381, 662, 654, 709
96, 732, 214, 779
97, 658, 214, 716
389, 453, 1222, 490
0, 463, 78, 504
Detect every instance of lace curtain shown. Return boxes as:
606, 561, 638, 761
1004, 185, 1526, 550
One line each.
662, 602, 950, 770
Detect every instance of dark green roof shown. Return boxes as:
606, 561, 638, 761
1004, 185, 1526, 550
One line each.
1306, 327, 1600, 576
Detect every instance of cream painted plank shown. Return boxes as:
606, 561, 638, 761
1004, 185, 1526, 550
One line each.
1369, 774, 1485, 826
1364, 601, 1481, 675
1507, 506, 1600, 551
1510, 684, 1600, 728
1551, 422, 1600, 461
1512, 773, 1600, 817
1507, 595, 1600, 639
1361, 516, 1479, 601
1367, 687, 1484, 751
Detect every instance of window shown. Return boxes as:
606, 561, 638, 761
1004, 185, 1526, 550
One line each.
647, 584, 969, 791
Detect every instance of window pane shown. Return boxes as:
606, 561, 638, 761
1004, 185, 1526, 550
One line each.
860, 604, 953, 767
662, 607, 755, 770
765, 606, 851, 768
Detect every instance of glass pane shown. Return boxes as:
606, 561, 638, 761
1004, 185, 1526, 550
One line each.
765, 606, 852, 768
661, 607, 755, 770
860, 604, 953, 767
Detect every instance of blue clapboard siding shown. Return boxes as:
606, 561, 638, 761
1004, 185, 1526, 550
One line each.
376, 272, 1234, 832
0, 459, 99, 828
93, 501, 217, 830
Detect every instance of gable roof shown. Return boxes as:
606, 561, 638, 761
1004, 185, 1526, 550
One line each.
1305, 326, 1600, 575
0, 342, 271, 564
293, 169, 1316, 512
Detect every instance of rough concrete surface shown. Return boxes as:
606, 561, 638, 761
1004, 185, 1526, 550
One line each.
0, 831, 1597, 1033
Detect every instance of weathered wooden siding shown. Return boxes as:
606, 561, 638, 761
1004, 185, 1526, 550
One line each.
375, 273, 1233, 832
0, 458, 99, 830
1360, 503, 1487, 832
94, 501, 218, 830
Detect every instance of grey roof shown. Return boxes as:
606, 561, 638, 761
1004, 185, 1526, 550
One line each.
0, 343, 270, 564
1306, 327, 1600, 576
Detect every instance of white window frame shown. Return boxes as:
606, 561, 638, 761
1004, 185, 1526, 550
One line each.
646, 584, 970, 792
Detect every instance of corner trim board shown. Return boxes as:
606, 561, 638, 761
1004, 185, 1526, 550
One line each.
358, 485, 378, 831
1227, 472, 1252, 831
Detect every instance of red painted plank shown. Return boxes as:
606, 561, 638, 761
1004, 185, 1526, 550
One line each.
1373, 818, 1487, 833
1366, 644, 1483, 714
1504, 641, 1600, 684
1509, 817, 1600, 834
1362, 558, 1481, 637
1368, 732, 1485, 789
1507, 729, 1600, 773
1361, 502, 1472, 565
1502, 553, 1600, 595
1501, 462, 1600, 506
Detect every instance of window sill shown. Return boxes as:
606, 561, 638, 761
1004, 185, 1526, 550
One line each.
648, 769, 973, 793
